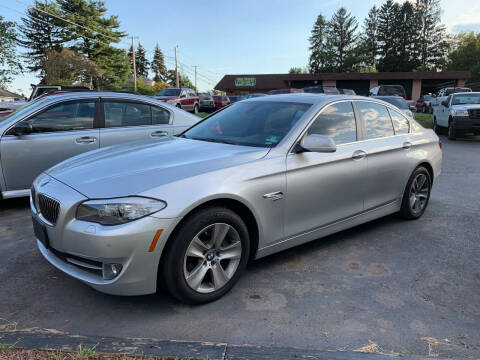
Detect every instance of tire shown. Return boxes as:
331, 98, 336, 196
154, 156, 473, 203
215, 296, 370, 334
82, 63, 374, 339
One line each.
161, 207, 250, 304
423, 105, 427, 113
433, 117, 441, 135
399, 166, 432, 220
193, 103, 199, 114
448, 120, 457, 140
176, 103, 182, 109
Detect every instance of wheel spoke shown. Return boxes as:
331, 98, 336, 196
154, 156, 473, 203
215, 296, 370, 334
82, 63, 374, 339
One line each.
416, 174, 426, 190
186, 236, 208, 259
211, 223, 230, 249
417, 189, 429, 199
414, 198, 422, 212
212, 263, 229, 289
409, 194, 417, 209
186, 263, 209, 291
218, 241, 242, 260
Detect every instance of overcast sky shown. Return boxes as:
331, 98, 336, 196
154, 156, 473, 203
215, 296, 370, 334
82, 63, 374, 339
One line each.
3, 0, 480, 95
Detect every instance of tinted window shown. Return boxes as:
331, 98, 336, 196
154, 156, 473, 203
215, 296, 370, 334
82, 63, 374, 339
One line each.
27, 102, 94, 133
308, 102, 356, 145
357, 102, 394, 139
152, 106, 170, 124
389, 109, 410, 135
375, 96, 408, 109
379, 86, 405, 97
184, 101, 311, 148
105, 102, 151, 127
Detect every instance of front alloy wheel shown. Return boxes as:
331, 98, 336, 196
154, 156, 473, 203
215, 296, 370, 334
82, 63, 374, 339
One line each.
162, 207, 249, 304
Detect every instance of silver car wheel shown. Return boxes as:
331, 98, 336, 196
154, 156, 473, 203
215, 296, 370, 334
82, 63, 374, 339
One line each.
183, 223, 242, 294
409, 173, 429, 215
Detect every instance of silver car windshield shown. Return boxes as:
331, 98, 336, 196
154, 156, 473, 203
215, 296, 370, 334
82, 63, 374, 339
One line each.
0, 97, 49, 125
183, 101, 312, 147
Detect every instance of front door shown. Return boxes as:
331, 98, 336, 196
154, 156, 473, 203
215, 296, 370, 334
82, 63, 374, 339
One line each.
284, 101, 367, 238
0, 100, 99, 190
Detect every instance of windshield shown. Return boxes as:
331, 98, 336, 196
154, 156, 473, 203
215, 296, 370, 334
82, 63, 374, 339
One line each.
452, 93, 480, 105
445, 88, 471, 96
378, 97, 408, 109
199, 94, 212, 99
183, 101, 312, 147
156, 88, 181, 96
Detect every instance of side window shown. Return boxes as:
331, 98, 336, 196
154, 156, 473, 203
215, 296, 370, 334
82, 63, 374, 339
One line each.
152, 106, 170, 125
389, 108, 410, 135
190, 91, 197, 97
307, 101, 357, 145
28, 102, 94, 133
357, 101, 394, 139
105, 102, 151, 127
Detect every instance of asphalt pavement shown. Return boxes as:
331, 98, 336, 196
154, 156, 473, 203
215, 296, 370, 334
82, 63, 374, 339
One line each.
0, 135, 479, 358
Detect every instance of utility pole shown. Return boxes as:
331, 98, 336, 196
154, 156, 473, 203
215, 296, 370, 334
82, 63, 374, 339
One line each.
194, 65, 198, 91
174, 46, 179, 88
130, 36, 139, 92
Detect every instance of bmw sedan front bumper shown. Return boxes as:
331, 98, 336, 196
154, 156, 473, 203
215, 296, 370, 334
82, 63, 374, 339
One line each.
31, 174, 177, 296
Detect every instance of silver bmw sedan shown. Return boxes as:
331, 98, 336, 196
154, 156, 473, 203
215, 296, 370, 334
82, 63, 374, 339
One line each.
31, 94, 442, 304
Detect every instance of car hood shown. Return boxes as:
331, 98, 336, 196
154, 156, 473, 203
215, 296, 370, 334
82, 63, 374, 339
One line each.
46, 137, 269, 198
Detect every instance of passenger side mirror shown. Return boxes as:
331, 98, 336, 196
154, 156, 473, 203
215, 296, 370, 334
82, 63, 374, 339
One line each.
299, 134, 336, 153
441, 100, 449, 107
11, 121, 33, 136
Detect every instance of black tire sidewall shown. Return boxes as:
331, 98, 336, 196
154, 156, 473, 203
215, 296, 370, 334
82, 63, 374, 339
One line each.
162, 207, 250, 304
448, 120, 456, 140
400, 166, 432, 220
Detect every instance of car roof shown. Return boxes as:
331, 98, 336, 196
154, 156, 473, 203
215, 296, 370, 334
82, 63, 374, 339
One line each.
33, 91, 163, 104
241, 93, 367, 105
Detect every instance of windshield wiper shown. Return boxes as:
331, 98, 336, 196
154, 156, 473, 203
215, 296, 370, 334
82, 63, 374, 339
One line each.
188, 137, 241, 145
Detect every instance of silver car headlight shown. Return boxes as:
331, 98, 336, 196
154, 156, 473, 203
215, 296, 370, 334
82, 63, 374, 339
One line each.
76, 197, 166, 225
453, 109, 468, 116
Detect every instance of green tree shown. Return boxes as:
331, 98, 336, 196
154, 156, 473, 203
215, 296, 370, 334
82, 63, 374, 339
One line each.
415, 0, 449, 70
358, 5, 378, 69
288, 67, 304, 74
0, 15, 22, 87
95, 47, 130, 90
128, 42, 149, 79
448, 32, 480, 83
395, 1, 421, 71
377, 0, 401, 72
326, 7, 359, 72
166, 70, 195, 88
17, 0, 64, 74
151, 44, 167, 82
308, 14, 334, 73
40, 48, 103, 85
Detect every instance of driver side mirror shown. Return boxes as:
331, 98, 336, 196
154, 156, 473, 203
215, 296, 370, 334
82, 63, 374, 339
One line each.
10, 121, 33, 136
298, 134, 336, 153
441, 100, 449, 107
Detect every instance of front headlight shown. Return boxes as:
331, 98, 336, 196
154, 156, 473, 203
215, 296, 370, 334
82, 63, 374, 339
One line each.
76, 197, 166, 225
453, 109, 468, 116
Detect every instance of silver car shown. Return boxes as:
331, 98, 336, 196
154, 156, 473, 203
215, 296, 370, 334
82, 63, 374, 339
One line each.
31, 94, 442, 304
0, 92, 200, 199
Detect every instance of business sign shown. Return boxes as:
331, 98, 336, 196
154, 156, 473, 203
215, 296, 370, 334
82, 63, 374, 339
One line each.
234, 77, 256, 87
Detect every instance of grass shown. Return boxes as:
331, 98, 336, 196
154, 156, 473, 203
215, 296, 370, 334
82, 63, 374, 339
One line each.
414, 112, 433, 129
196, 112, 209, 119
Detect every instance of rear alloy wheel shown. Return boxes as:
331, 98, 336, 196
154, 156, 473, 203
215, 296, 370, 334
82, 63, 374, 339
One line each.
162, 207, 250, 304
448, 120, 457, 140
399, 167, 431, 220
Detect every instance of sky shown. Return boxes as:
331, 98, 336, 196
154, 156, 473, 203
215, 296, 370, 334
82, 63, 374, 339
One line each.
2, 0, 480, 95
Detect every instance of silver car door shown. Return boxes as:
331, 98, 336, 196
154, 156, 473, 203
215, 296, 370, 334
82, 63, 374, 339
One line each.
284, 101, 367, 239
354, 101, 410, 210
151, 104, 173, 137
0, 100, 99, 190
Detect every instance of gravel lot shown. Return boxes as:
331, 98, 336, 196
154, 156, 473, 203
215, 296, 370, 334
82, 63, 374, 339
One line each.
0, 135, 479, 358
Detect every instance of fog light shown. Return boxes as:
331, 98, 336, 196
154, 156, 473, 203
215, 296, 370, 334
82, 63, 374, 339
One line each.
102, 263, 123, 280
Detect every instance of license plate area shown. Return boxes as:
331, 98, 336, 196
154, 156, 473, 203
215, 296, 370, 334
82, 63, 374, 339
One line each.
32, 217, 49, 248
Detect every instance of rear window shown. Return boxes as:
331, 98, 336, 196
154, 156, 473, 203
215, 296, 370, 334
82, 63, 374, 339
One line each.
379, 86, 405, 97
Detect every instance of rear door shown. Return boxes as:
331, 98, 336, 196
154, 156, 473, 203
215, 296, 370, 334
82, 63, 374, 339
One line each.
99, 100, 172, 148
0, 99, 99, 190
354, 100, 412, 210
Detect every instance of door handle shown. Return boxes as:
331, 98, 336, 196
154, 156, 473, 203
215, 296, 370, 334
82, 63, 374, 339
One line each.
352, 150, 366, 160
75, 136, 96, 144
151, 131, 168, 137
402, 141, 412, 150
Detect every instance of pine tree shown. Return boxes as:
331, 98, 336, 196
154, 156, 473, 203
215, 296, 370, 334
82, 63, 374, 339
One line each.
359, 5, 378, 69
415, 0, 448, 70
0, 15, 22, 87
308, 14, 334, 73
395, 1, 421, 71
326, 7, 359, 72
377, 0, 401, 72
17, 0, 64, 74
135, 43, 149, 78
151, 44, 167, 82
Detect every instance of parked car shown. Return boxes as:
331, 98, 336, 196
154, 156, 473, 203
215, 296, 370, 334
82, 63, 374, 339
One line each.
212, 95, 231, 110
369, 85, 407, 99
228, 95, 245, 103
0, 100, 27, 118
433, 92, 480, 140
198, 93, 215, 112
267, 88, 303, 95
430, 87, 472, 108
339, 89, 356, 95
303, 86, 340, 94
244, 93, 267, 99
0, 92, 200, 200
154, 88, 200, 114
28, 85, 90, 102
31, 94, 441, 304
416, 95, 435, 113
373, 96, 416, 118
